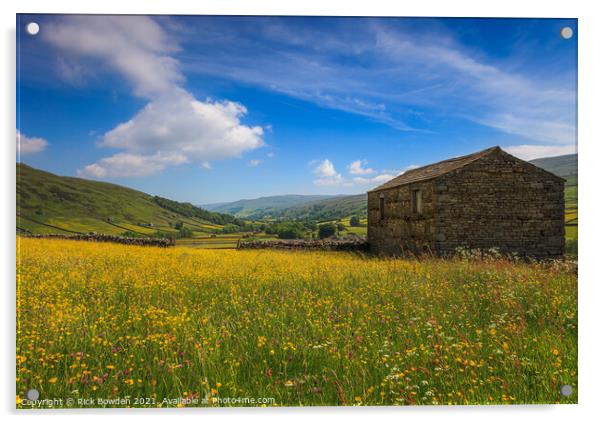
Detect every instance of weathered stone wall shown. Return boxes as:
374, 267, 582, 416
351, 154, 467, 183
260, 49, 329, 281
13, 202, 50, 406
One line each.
238, 238, 368, 251
19, 233, 175, 247
367, 149, 565, 258
433, 150, 565, 258
367, 180, 436, 256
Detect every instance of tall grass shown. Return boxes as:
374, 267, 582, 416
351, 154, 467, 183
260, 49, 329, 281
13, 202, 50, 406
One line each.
17, 238, 577, 407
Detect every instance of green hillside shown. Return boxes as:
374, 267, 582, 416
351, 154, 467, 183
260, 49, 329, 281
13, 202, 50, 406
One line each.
529, 153, 577, 255
16, 152, 577, 252
273, 155, 577, 220
16, 163, 237, 236
203, 194, 338, 218
530, 154, 577, 179
275, 194, 367, 222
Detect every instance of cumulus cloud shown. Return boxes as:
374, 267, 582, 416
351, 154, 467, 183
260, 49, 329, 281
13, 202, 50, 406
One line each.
347, 160, 375, 175
248, 159, 262, 167
17, 130, 48, 155
100, 91, 264, 163
313, 159, 338, 178
44, 16, 264, 178
504, 144, 577, 161
77, 152, 188, 178
312, 159, 348, 186
312, 159, 403, 188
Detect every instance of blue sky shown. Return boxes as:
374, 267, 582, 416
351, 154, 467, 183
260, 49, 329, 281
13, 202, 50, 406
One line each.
16, 15, 577, 203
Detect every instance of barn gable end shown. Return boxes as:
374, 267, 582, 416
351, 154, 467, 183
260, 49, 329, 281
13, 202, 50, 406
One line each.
367, 146, 565, 258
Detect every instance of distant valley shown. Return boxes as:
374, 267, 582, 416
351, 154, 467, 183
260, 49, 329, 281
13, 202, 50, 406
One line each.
201, 153, 577, 222
16, 153, 576, 247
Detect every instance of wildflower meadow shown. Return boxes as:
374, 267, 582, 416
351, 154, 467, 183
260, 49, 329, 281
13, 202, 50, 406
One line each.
16, 237, 577, 407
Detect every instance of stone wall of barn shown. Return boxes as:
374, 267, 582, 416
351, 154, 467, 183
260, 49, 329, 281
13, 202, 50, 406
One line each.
433, 150, 565, 258
367, 180, 436, 256
368, 149, 565, 258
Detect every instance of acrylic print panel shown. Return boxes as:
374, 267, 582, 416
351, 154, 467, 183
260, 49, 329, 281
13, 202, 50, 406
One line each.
16, 14, 577, 408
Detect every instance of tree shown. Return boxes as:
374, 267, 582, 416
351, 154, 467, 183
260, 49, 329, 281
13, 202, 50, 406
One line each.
178, 226, 193, 238
221, 224, 241, 234
336, 222, 346, 232
349, 216, 361, 227
318, 223, 337, 239
275, 222, 305, 239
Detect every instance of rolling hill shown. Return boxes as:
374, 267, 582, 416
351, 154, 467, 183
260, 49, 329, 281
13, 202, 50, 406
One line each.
211, 154, 577, 222
17, 163, 239, 236
529, 153, 577, 240
202, 194, 339, 218
530, 153, 577, 179
273, 194, 367, 222
17, 153, 577, 238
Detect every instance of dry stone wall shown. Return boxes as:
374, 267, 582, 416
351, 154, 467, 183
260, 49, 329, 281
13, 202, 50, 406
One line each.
20, 233, 175, 247
238, 238, 368, 251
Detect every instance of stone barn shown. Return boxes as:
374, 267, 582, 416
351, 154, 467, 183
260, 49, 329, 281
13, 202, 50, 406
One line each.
367, 146, 565, 258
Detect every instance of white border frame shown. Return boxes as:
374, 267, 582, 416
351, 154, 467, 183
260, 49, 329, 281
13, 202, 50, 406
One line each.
3, 1, 600, 422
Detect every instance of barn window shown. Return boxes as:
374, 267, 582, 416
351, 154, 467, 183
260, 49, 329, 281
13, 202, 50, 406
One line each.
379, 194, 385, 220
412, 189, 423, 214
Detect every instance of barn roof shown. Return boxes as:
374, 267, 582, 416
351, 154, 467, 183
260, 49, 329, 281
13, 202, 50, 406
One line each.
369, 146, 516, 192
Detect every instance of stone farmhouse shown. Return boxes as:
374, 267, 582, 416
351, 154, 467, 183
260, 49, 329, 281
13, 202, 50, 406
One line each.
367, 146, 565, 258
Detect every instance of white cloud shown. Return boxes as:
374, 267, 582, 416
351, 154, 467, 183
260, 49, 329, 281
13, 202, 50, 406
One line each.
248, 159, 261, 167
17, 130, 48, 155
44, 16, 265, 178
266, 152, 275, 158
45, 16, 182, 98
314, 175, 346, 186
348, 159, 375, 175
311, 159, 398, 187
184, 20, 575, 148
77, 152, 188, 178
99, 91, 264, 165
353, 173, 395, 185
313, 159, 338, 178
352, 163, 420, 187
311, 159, 419, 188
312, 159, 349, 186
374, 27, 576, 150
504, 144, 577, 161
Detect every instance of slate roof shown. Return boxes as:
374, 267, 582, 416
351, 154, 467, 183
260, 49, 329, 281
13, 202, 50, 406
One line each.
369, 146, 503, 192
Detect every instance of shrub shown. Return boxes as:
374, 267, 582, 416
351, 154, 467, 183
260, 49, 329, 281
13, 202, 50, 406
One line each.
221, 224, 242, 234
275, 222, 306, 239
154, 230, 176, 241
318, 223, 337, 239
349, 216, 361, 227
178, 226, 193, 238
565, 239, 578, 258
